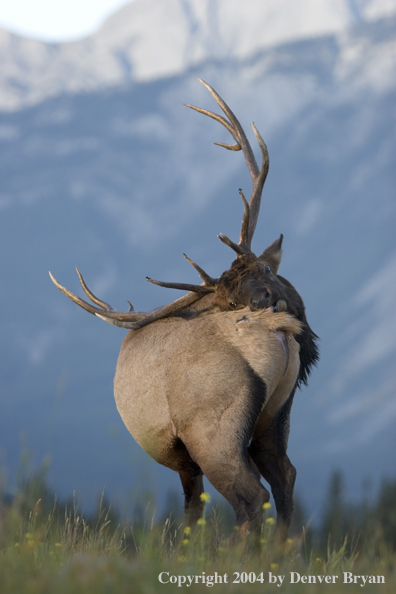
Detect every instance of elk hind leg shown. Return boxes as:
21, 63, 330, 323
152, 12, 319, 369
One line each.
251, 446, 296, 545
183, 437, 269, 539
249, 391, 297, 544
179, 469, 205, 531
207, 453, 269, 540
166, 436, 205, 532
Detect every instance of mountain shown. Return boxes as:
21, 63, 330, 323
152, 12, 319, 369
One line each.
0, 0, 395, 517
1, 0, 395, 111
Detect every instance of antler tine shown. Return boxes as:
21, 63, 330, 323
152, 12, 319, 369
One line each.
182, 253, 218, 286
217, 189, 251, 256
146, 277, 215, 294
76, 267, 116, 312
238, 188, 250, 247
217, 233, 247, 256
95, 291, 202, 329
197, 79, 259, 180
146, 251, 218, 293
183, 103, 239, 150
49, 271, 106, 317
248, 123, 270, 242
186, 79, 270, 252
49, 270, 203, 328
142, 250, 218, 296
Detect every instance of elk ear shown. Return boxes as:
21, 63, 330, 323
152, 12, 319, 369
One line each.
258, 234, 283, 274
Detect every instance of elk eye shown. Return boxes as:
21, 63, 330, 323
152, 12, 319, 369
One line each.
265, 265, 271, 273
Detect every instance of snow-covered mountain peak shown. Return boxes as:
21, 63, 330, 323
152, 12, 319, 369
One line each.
1, 0, 395, 111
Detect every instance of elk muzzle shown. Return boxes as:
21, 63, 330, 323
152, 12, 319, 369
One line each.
241, 278, 284, 312
249, 287, 272, 311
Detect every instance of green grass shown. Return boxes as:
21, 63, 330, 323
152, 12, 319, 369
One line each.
0, 488, 395, 594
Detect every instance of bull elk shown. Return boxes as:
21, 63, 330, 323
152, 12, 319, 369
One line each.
50, 80, 318, 545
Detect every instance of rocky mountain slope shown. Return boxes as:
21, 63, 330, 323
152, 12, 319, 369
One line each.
1, 0, 395, 110
0, 0, 395, 514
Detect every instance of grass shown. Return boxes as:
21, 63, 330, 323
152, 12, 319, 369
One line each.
0, 486, 395, 594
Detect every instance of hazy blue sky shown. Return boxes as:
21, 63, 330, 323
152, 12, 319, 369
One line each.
0, 0, 132, 41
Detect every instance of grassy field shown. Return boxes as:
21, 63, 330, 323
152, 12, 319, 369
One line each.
0, 474, 395, 594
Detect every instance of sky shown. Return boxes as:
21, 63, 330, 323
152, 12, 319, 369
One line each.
0, 0, 132, 42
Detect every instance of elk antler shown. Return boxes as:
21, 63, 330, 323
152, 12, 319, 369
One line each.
50, 81, 270, 328
146, 253, 218, 293
49, 265, 214, 330
185, 79, 269, 254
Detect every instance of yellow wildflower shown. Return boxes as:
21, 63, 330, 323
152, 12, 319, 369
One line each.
265, 517, 275, 525
200, 492, 211, 503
